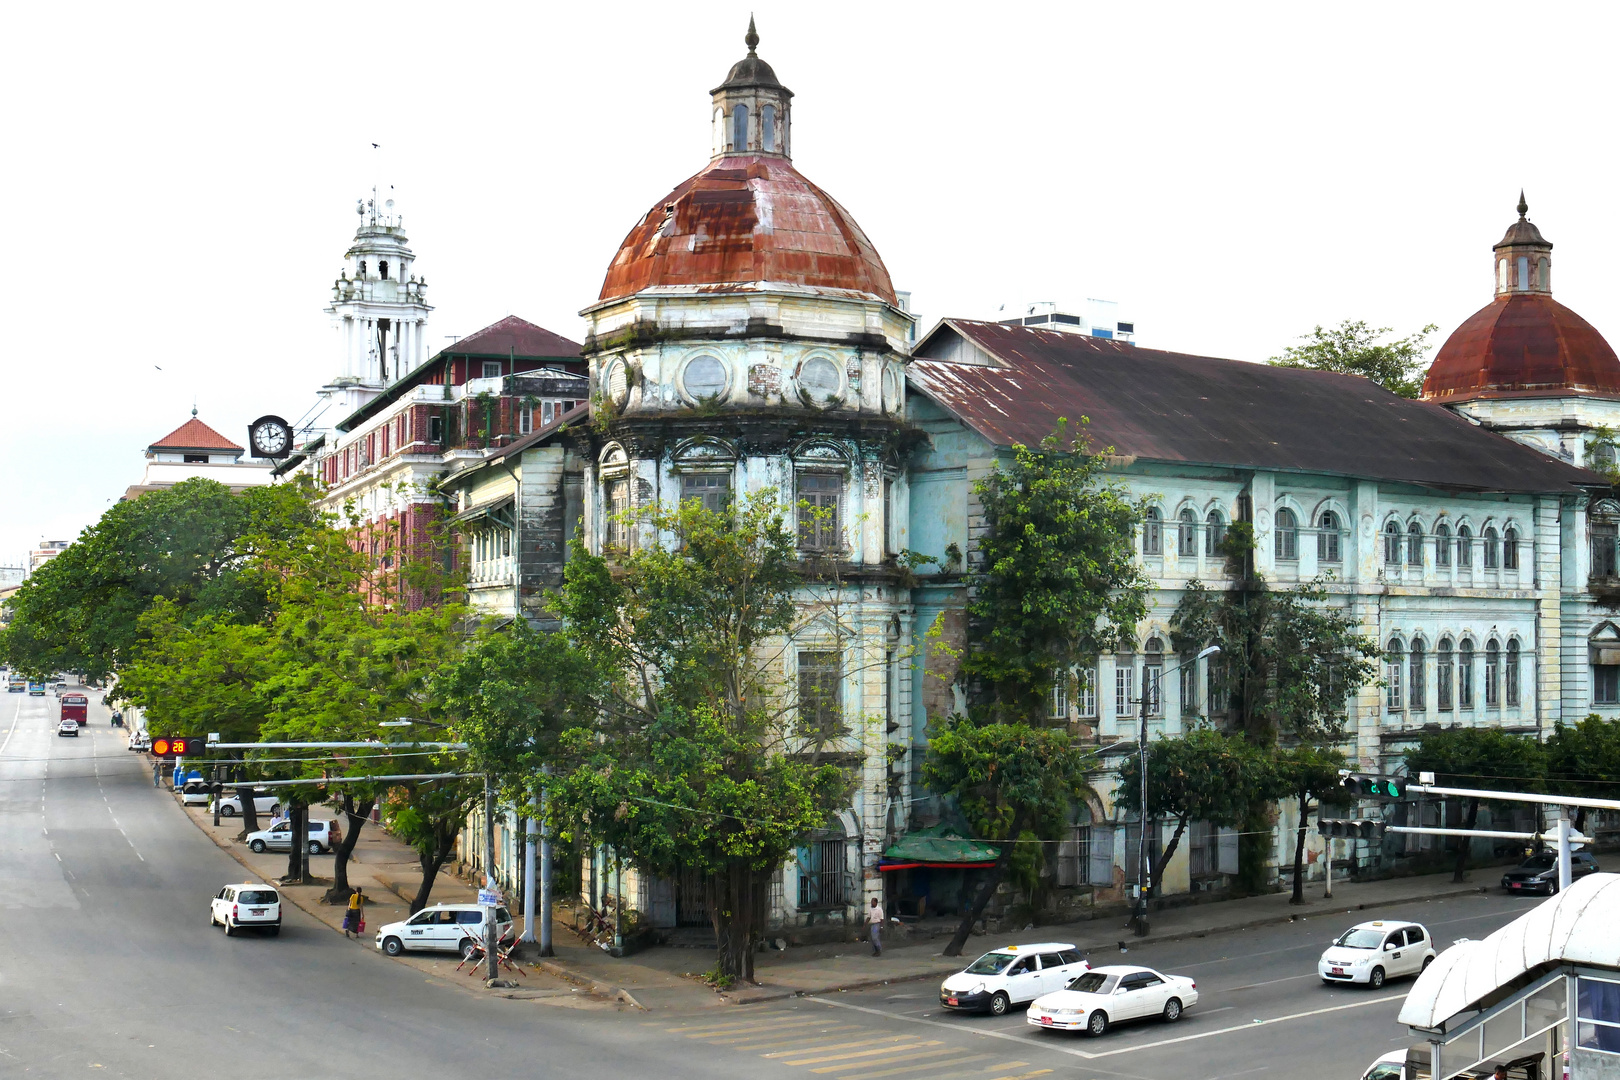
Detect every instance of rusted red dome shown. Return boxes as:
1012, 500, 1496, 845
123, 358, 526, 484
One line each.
597, 154, 897, 308
1422, 293, 1620, 402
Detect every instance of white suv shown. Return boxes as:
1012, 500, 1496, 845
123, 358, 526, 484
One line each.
245, 819, 341, 854
210, 883, 282, 936
375, 904, 515, 958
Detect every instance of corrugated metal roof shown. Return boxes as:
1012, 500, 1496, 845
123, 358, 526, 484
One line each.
148, 417, 243, 453
598, 154, 896, 307
445, 315, 582, 359
910, 319, 1598, 494
1422, 293, 1620, 402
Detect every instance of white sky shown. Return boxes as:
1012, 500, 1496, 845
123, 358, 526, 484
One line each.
3, 1, 1617, 565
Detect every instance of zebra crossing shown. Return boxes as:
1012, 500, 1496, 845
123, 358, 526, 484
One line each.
656, 1011, 1054, 1080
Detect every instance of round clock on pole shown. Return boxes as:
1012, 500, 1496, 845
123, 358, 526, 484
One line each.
247, 415, 293, 459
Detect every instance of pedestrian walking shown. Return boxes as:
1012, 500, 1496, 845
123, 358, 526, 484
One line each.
342, 886, 365, 938
152, 761, 161, 788
867, 897, 884, 956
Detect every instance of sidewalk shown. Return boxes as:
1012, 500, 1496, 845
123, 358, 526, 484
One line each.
174, 786, 1501, 1012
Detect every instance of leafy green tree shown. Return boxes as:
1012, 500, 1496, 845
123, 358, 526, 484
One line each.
547, 491, 848, 983
1268, 319, 1439, 399
0, 478, 318, 681
1114, 727, 1278, 898
1275, 743, 1349, 904
1546, 715, 1620, 832
390, 778, 485, 914
925, 422, 1146, 956
1405, 728, 1546, 882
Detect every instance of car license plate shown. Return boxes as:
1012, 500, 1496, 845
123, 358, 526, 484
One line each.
946, 997, 958, 1006
1039, 1016, 1053, 1026
1511, 883, 1521, 889
250, 908, 265, 915
1332, 967, 1344, 975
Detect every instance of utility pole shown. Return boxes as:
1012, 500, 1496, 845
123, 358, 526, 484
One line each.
539, 791, 554, 957
521, 816, 538, 946
484, 774, 498, 981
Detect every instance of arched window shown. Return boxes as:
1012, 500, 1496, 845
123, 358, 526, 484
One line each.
1506, 640, 1521, 707
1178, 509, 1197, 557
1386, 638, 1404, 712
379, 260, 389, 280
1409, 638, 1426, 711
1384, 521, 1402, 564
1518, 256, 1530, 291
1407, 522, 1424, 566
359, 260, 368, 276
1503, 527, 1519, 570
1437, 637, 1454, 710
1275, 507, 1298, 561
1459, 639, 1476, 708
1318, 510, 1341, 563
1498, 259, 1508, 291
1144, 638, 1163, 716
1142, 507, 1162, 556
1435, 523, 1451, 567
761, 104, 777, 153
1457, 525, 1473, 568
1485, 640, 1501, 706
732, 104, 749, 151
1483, 527, 1500, 569
1538, 257, 1550, 291
1205, 510, 1225, 557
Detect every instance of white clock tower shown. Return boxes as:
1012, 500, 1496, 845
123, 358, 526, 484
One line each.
313, 192, 433, 426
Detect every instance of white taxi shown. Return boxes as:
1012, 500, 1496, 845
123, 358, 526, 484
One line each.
1318, 920, 1436, 989
210, 883, 282, 936
1026, 964, 1198, 1036
939, 942, 1088, 1016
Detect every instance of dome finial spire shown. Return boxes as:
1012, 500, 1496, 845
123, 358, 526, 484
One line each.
745, 14, 759, 55
1518, 189, 1529, 219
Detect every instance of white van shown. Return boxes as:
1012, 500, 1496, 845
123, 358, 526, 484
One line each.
374, 904, 515, 958
940, 942, 1089, 1015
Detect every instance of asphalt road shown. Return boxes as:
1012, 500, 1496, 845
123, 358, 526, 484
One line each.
0, 686, 1540, 1080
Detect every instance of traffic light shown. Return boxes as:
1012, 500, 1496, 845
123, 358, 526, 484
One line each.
1340, 774, 1407, 799
1318, 816, 1386, 840
150, 736, 202, 757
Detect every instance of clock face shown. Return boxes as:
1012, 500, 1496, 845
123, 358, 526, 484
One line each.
248, 416, 291, 457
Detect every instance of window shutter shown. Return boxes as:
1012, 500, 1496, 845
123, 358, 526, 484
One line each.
1217, 827, 1240, 875
1087, 826, 1115, 886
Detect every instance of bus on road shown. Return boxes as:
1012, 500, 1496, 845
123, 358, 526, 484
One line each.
7, 677, 24, 693
60, 693, 89, 725
27, 682, 45, 696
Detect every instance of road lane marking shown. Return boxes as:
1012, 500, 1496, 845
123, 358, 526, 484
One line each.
0, 694, 21, 755
742, 1033, 885, 1055
808, 990, 1407, 1061
812, 1045, 963, 1073
989, 1071, 1051, 1080
842, 1054, 996, 1080
765, 1036, 913, 1058
781, 1041, 940, 1066
722, 1026, 865, 1048
673, 1018, 830, 1037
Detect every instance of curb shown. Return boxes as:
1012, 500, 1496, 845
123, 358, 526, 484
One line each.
171, 796, 641, 1008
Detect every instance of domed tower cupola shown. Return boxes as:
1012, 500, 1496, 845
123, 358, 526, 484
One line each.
1493, 191, 1554, 296
710, 18, 793, 159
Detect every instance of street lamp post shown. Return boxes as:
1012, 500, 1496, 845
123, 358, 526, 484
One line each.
1131, 644, 1220, 938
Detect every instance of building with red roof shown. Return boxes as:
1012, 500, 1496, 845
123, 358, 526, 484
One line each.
122, 409, 272, 500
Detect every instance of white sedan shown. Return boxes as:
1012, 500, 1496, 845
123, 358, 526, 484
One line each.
1318, 920, 1436, 989
1026, 965, 1198, 1037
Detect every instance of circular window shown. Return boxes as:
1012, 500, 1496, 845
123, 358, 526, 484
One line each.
604, 360, 631, 410
799, 356, 842, 406
682, 355, 728, 401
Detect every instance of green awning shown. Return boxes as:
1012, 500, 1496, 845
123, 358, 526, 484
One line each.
882, 826, 999, 865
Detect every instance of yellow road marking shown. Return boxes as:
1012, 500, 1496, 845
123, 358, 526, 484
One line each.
782, 1041, 941, 1066
722, 1027, 867, 1049
672, 1018, 829, 1037
810, 1045, 964, 1073
763, 1037, 911, 1059
983, 1065, 1028, 1073
987, 1071, 1052, 1080
842, 1053, 995, 1080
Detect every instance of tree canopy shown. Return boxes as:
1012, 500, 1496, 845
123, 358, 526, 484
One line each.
1268, 319, 1439, 399
0, 478, 319, 681
1404, 727, 1546, 882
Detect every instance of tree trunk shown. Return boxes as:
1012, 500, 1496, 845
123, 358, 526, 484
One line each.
234, 783, 260, 839
1150, 815, 1192, 898
323, 794, 376, 905
1452, 798, 1480, 883
944, 808, 1027, 957
708, 860, 768, 984
283, 801, 306, 882
1290, 790, 1310, 905
410, 827, 456, 914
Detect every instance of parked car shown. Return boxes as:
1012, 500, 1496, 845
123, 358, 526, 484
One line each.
179, 779, 214, 806
1318, 920, 1436, 989
374, 904, 515, 958
128, 731, 151, 752
245, 819, 341, 854
1359, 1050, 1408, 1080
1026, 964, 1199, 1036
210, 790, 281, 818
210, 883, 281, 936
939, 943, 1089, 1016
1502, 850, 1599, 895
57, 719, 80, 738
